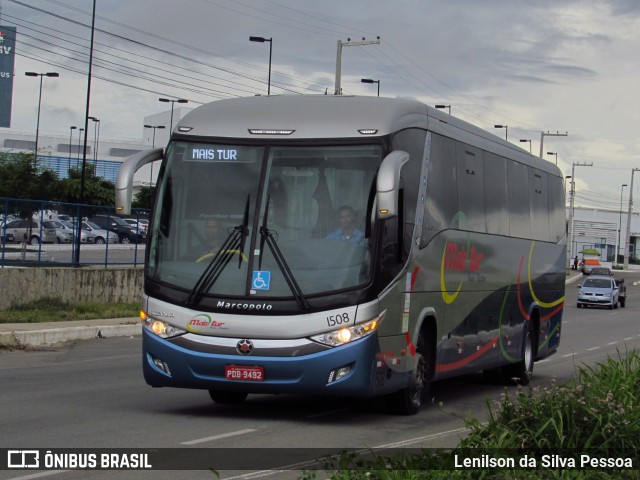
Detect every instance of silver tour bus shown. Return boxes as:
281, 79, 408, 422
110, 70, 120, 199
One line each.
116, 96, 566, 414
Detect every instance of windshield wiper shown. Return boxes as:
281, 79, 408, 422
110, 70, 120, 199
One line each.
259, 196, 310, 311
186, 195, 250, 307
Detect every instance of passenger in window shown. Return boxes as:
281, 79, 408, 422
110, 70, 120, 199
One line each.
326, 205, 365, 245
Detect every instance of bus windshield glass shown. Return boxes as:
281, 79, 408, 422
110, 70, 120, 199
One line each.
148, 141, 382, 300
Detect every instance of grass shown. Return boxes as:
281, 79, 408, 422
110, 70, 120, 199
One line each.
0, 297, 139, 323
302, 350, 640, 480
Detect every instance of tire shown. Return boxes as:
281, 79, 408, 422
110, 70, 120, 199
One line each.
386, 334, 433, 415
208, 390, 248, 405
95, 237, 105, 245
501, 320, 535, 386
119, 235, 131, 244
28, 235, 39, 245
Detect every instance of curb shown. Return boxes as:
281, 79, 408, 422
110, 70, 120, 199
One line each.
0, 322, 141, 349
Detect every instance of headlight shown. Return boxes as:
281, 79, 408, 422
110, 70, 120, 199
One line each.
141, 311, 186, 339
310, 311, 385, 347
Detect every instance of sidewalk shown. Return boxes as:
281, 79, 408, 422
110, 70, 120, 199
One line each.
0, 317, 140, 348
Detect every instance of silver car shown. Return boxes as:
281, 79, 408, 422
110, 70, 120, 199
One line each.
82, 221, 118, 244
43, 220, 74, 243
4, 219, 57, 244
577, 275, 620, 310
60, 221, 90, 243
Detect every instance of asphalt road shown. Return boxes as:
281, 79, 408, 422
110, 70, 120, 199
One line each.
1, 272, 639, 480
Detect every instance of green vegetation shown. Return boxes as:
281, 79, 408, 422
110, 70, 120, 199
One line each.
0, 151, 153, 210
0, 298, 139, 323
304, 351, 640, 479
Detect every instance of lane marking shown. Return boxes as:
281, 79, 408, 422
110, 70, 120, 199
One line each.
562, 353, 575, 358
6, 472, 70, 480
587, 347, 600, 351
607, 342, 618, 346
181, 428, 257, 445
624, 337, 634, 341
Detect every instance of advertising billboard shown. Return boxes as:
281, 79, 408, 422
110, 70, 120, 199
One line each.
0, 26, 17, 128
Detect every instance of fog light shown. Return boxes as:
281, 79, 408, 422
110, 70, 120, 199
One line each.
327, 364, 354, 384
151, 356, 172, 376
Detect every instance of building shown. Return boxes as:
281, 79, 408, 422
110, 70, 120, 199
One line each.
0, 106, 190, 187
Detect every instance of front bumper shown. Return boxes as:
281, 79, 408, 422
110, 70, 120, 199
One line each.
142, 329, 395, 397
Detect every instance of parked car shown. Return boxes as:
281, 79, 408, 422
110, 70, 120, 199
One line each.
590, 266, 612, 277
1, 221, 14, 243
60, 221, 90, 243
89, 215, 145, 244
577, 275, 620, 309
124, 218, 148, 234
43, 220, 74, 243
81, 221, 118, 244
3, 219, 57, 244
580, 258, 601, 275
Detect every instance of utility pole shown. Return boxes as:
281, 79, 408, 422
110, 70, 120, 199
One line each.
539, 131, 568, 158
334, 37, 380, 95
567, 162, 593, 269
623, 168, 640, 269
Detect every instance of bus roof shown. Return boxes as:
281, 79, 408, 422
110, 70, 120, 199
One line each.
174, 95, 561, 176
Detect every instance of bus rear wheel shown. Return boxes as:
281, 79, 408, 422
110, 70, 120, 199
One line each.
501, 320, 535, 386
208, 390, 248, 405
386, 335, 433, 415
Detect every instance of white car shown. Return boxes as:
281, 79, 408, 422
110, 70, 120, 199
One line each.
81, 221, 118, 244
124, 218, 148, 234
60, 221, 89, 243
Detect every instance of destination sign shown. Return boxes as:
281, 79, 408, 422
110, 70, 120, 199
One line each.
187, 144, 262, 163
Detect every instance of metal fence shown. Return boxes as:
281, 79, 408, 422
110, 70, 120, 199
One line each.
1, 197, 149, 268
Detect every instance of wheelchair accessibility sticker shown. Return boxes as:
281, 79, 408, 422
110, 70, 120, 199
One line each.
252, 271, 271, 291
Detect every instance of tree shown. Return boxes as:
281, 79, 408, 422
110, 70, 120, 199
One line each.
132, 185, 156, 210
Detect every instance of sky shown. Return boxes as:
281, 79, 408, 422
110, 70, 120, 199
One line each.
2, 0, 640, 211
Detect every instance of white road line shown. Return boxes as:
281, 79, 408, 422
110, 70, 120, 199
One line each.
587, 347, 600, 351
181, 428, 257, 445
607, 341, 618, 346
374, 427, 470, 448
624, 337, 634, 341
562, 353, 575, 358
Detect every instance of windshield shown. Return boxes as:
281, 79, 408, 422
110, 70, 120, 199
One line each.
583, 278, 613, 289
148, 141, 382, 301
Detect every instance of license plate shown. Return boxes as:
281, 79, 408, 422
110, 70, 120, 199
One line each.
225, 365, 264, 381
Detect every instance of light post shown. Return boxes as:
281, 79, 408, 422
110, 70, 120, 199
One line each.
76, 128, 84, 168
568, 162, 594, 269
68, 126, 76, 173
519, 139, 532, 153
249, 36, 272, 95
623, 169, 640, 269
25, 71, 59, 167
494, 124, 508, 141
617, 184, 628, 263
547, 151, 558, 165
361, 78, 380, 97
88, 116, 100, 169
159, 98, 188, 132
435, 104, 451, 114
564, 176, 572, 206
144, 124, 165, 186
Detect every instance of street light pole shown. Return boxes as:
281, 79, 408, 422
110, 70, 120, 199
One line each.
435, 104, 451, 114
360, 78, 380, 97
158, 98, 188, 132
249, 36, 272, 95
144, 125, 165, 186
568, 162, 594, 269
623, 169, 640, 269
519, 139, 532, 153
25, 71, 59, 167
76, 128, 84, 168
617, 184, 628, 263
68, 125, 76, 173
494, 124, 508, 141
547, 151, 558, 165
88, 116, 100, 169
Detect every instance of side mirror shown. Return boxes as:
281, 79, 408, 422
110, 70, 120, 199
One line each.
376, 150, 410, 220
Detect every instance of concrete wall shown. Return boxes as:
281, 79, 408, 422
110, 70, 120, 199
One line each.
0, 268, 143, 310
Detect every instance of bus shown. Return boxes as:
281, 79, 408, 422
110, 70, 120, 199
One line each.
116, 95, 566, 415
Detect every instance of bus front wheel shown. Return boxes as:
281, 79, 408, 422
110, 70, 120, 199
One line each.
209, 390, 248, 405
386, 334, 433, 415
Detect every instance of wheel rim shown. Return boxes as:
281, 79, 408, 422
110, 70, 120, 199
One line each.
411, 353, 427, 405
523, 331, 534, 376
